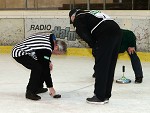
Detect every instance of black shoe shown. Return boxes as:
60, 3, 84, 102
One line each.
135, 77, 143, 84
36, 88, 48, 94
92, 73, 95, 78
104, 98, 109, 103
86, 96, 105, 105
26, 90, 41, 100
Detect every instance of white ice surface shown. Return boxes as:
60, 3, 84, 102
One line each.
0, 54, 150, 113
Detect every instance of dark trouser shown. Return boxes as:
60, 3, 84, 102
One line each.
92, 20, 122, 101
127, 52, 143, 78
14, 55, 49, 93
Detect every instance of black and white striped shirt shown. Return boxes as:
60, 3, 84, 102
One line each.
12, 33, 52, 59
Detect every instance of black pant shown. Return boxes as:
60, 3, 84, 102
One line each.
92, 20, 122, 101
93, 52, 143, 77
128, 52, 143, 78
14, 55, 50, 93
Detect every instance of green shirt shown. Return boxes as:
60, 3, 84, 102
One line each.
119, 29, 136, 53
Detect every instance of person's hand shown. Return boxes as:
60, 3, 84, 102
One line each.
49, 62, 53, 71
49, 87, 56, 97
128, 47, 135, 55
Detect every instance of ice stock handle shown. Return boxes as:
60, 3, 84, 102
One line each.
122, 65, 125, 72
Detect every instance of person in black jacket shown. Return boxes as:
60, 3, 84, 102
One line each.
12, 32, 67, 100
69, 9, 122, 104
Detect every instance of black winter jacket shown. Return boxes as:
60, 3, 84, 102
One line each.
73, 10, 106, 48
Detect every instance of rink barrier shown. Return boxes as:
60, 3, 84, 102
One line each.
0, 46, 150, 62
0, 10, 150, 52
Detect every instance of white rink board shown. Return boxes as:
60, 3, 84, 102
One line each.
25, 18, 69, 37
0, 10, 150, 51
0, 19, 24, 45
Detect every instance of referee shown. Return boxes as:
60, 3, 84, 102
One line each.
12, 32, 67, 100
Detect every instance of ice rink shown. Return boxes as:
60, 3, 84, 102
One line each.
0, 54, 150, 113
